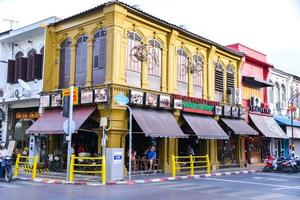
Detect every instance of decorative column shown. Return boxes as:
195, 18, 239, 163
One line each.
141, 37, 149, 89
53, 45, 61, 89
70, 43, 77, 86
167, 30, 178, 93
161, 48, 168, 92
207, 46, 216, 100
223, 65, 227, 104
85, 38, 94, 86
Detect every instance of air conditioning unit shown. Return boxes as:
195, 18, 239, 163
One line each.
230, 88, 242, 105
250, 96, 261, 107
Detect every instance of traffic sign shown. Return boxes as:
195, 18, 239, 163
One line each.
114, 92, 129, 105
63, 119, 76, 134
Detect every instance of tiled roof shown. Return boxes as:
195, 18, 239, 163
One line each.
50, 1, 242, 57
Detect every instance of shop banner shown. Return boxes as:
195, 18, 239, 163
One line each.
63, 87, 79, 105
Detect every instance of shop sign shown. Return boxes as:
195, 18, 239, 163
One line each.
249, 106, 271, 114
145, 93, 158, 107
114, 92, 129, 105
129, 90, 144, 105
62, 87, 79, 105
51, 92, 62, 107
16, 111, 39, 119
94, 88, 108, 103
249, 96, 271, 114
81, 89, 93, 104
231, 106, 239, 118
223, 105, 231, 117
174, 95, 217, 115
239, 107, 246, 119
159, 95, 171, 109
40, 95, 50, 108
214, 106, 222, 115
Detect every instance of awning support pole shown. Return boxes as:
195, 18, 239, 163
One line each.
66, 85, 74, 182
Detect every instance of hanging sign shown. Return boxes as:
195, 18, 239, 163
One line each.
51, 92, 62, 107
129, 90, 144, 105
94, 88, 108, 103
63, 87, 79, 105
145, 93, 158, 107
159, 95, 171, 109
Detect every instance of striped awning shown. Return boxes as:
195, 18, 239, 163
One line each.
26, 107, 95, 135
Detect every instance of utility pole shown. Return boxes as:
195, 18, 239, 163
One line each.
2, 19, 18, 29
66, 85, 74, 181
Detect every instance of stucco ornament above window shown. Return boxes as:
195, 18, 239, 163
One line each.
130, 43, 159, 70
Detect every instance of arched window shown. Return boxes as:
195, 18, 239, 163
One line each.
93, 29, 107, 85
269, 80, 274, 103
177, 49, 188, 95
59, 39, 71, 88
275, 82, 280, 104
148, 39, 162, 91
14, 51, 25, 82
214, 61, 223, 102
126, 31, 142, 87
192, 54, 203, 98
281, 84, 286, 103
75, 35, 88, 86
27, 49, 37, 81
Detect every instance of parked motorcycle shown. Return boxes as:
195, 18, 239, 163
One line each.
263, 155, 277, 172
0, 157, 13, 182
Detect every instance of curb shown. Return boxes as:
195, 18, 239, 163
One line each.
15, 169, 260, 186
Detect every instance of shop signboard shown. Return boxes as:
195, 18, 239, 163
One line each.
214, 106, 222, 115
223, 105, 231, 117
145, 93, 158, 107
249, 96, 271, 115
94, 88, 108, 103
40, 95, 50, 108
129, 90, 144, 105
231, 106, 239, 118
81, 89, 93, 104
159, 95, 171, 109
114, 93, 129, 105
63, 87, 79, 105
51, 92, 62, 107
239, 107, 246, 119
174, 95, 217, 115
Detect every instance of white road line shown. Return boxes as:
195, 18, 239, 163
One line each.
252, 176, 288, 182
204, 177, 300, 190
249, 193, 285, 200
258, 173, 300, 179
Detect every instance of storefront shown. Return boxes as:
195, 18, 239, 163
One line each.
248, 113, 288, 164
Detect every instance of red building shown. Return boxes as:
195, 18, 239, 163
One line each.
226, 43, 287, 164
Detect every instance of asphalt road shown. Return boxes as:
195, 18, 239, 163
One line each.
1, 173, 300, 200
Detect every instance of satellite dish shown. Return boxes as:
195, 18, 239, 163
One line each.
18, 79, 32, 91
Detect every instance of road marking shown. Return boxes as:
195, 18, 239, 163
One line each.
203, 177, 300, 190
224, 190, 259, 198
249, 193, 285, 200
258, 173, 300, 179
252, 176, 288, 182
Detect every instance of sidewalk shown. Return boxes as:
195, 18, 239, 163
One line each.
15, 165, 263, 185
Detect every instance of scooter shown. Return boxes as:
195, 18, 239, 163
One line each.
263, 155, 277, 172
0, 157, 13, 182
279, 157, 297, 174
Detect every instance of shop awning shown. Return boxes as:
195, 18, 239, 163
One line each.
26, 107, 96, 135
182, 114, 229, 140
132, 107, 185, 138
220, 118, 258, 135
242, 76, 273, 88
249, 114, 288, 139
274, 115, 300, 127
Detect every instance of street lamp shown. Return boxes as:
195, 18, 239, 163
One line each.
288, 93, 300, 151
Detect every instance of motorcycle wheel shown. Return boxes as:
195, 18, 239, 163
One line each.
5, 168, 12, 182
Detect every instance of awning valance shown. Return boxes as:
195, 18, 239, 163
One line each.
26, 107, 96, 135
132, 107, 185, 138
242, 76, 273, 88
220, 118, 258, 135
182, 114, 229, 140
249, 114, 288, 139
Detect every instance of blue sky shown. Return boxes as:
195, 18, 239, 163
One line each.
1, 0, 299, 76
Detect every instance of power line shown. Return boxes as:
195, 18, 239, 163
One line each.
2, 18, 18, 29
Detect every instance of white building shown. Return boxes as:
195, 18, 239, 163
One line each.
0, 17, 57, 149
269, 68, 300, 155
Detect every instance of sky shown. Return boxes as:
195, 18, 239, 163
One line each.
0, 0, 299, 76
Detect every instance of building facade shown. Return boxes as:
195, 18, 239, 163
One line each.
26, 2, 258, 174
0, 17, 57, 153
227, 43, 287, 164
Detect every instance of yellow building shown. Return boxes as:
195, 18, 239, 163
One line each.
29, 2, 249, 173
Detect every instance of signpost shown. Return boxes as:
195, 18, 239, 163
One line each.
113, 93, 132, 180
65, 86, 74, 182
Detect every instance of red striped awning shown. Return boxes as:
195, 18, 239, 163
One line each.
26, 107, 95, 135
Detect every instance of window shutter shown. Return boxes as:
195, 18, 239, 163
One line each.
15, 58, 22, 83
215, 69, 223, 92
7, 60, 15, 83
99, 36, 106, 69
33, 54, 43, 79
226, 73, 234, 94
93, 39, 99, 68
27, 55, 34, 81
20, 57, 28, 81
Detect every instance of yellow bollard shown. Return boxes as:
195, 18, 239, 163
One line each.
206, 155, 210, 175
102, 156, 106, 185
14, 154, 21, 177
32, 155, 39, 179
190, 155, 194, 176
171, 155, 176, 177
69, 155, 75, 182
